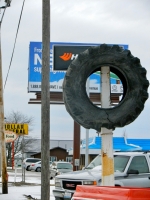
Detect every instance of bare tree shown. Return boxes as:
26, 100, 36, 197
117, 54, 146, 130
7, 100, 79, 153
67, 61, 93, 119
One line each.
5, 111, 34, 166
5, 110, 34, 131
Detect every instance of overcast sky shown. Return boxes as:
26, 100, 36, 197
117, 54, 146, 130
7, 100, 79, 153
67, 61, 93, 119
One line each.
0, 0, 150, 140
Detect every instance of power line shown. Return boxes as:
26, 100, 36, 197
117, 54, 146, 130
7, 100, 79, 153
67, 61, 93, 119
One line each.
4, 0, 26, 89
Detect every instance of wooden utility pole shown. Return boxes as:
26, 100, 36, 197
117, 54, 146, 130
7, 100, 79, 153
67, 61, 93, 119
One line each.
0, 24, 8, 194
41, 0, 50, 200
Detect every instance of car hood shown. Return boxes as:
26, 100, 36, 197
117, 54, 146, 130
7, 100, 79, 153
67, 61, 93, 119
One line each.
56, 169, 102, 180
56, 168, 125, 180
57, 169, 73, 173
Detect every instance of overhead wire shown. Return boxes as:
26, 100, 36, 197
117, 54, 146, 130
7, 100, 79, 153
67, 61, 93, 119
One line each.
4, 0, 26, 89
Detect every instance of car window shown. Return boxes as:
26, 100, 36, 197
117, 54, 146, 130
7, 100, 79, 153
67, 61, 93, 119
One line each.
85, 155, 102, 169
57, 163, 72, 169
26, 159, 33, 163
128, 156, 149, 173
26, 159, 40, 163
32, 159, 40, 163
85, 154, 130, 172
114, 155, 130, 172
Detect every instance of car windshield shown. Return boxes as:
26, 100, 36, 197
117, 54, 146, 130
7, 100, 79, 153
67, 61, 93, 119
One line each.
85, 155, 102, 169
85, 154, 130, 172
57, 163, 72, 169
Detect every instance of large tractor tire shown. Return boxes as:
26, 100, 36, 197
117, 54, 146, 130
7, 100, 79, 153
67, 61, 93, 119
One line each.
63, 44, 149, 131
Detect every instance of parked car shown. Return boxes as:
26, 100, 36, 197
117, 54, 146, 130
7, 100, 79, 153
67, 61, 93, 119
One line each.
23, 158, 41, 171
50, 161, 73, 179
53, 152, 150, 200
30, 160, 52, 172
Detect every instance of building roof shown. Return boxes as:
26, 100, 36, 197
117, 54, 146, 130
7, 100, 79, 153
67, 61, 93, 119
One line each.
23, 137, 150, 155
23, 139, 73, 153
81, 137, 142, 152
127, 139, 150, 151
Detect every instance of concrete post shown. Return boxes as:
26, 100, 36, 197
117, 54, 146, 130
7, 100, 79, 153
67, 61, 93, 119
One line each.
100, 67, 114, 186
85, 78, 90, 167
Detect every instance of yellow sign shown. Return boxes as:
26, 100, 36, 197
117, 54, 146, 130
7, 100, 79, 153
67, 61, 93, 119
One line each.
5, 124, 28, 135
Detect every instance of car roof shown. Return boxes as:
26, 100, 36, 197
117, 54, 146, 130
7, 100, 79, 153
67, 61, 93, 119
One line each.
53, 161, 72, 164
25, 158, 41, 160
113, 152, 150, 156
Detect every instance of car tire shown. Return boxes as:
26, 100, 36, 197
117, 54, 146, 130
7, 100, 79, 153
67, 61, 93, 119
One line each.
36, 167, 41, 172
63, 44, 149, 131
26, 166, 30, 171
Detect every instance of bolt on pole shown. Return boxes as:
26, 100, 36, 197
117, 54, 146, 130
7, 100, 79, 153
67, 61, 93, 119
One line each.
0, 29, 8, 193
100, 66, 114, 186
41, 0, 50, 200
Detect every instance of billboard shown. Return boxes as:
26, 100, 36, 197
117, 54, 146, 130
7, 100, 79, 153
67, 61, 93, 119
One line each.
53, 45, 102, 71
28, 42, 128, 93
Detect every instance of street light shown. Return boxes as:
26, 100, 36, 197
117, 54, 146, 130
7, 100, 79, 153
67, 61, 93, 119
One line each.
5, 0, 11, 7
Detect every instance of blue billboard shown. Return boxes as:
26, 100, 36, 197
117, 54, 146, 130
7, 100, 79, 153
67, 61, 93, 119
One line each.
28, 42, 128, 93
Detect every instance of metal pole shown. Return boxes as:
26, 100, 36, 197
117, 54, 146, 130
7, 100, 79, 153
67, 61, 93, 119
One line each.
14, 165, 17, 183
22, 135, 25, 183
0, 152, 1, 177
0, 23, 8, 194
73, 121, 80, 171
41, 0, 50, 200
12, 141, 14, 170
21, 135, 25, 182
100, 67, 114, 186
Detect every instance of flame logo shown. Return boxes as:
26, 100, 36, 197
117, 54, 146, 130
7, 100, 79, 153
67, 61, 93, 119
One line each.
59, 53, 72, 61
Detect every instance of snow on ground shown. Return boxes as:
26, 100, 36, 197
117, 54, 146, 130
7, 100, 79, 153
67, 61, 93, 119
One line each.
0, 171, 55, 200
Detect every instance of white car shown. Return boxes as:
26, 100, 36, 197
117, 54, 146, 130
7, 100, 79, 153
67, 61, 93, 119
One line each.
30, 161, 52, 172
50, 161, 73, 179
23, 158, 41, 171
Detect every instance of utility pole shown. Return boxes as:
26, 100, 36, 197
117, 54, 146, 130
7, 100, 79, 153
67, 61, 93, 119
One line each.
0, 23, 8, 194
41, 0, 50, 200
0, 0, 12, 194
